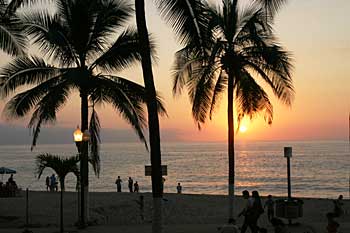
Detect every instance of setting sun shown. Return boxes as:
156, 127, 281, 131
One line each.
239, 125, 248, 133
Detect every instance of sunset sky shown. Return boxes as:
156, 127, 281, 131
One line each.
0, 0, 349, 143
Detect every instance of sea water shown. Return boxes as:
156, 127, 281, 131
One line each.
0, 140, 348, 198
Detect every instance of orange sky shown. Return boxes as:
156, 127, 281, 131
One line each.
0, 0, 349, 142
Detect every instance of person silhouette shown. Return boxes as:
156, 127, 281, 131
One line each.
45, 176, 50, 191
50, 174, 56, 192
115, 176, 122, 192
128, 177, 134, 192
134, 181, 139, 193
177, 182, 182, 194
238, 190, 256, 233
333, 194, 344, 217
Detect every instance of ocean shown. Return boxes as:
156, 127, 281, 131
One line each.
0, 140, 349, 198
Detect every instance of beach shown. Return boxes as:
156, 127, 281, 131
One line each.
0, 191, 349, 233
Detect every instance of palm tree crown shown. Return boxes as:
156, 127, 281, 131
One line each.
173, 0, 293, 129
36, 153, 79, 191
0, 0, 166, 174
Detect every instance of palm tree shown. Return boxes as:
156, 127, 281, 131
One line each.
0, 0, 165, 226
169, 0, 294, 220
135, 1, 163, 233
35, 153, 79, 233
134, 1, 214, 232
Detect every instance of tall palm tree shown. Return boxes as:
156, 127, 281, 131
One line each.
169, 0, 294, 220
0, 0, 165, 226
135, 1, 164, 233
35, 153, 79, 233
134, 1, 213, 232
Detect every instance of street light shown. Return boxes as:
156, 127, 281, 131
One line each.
73, 126, 90, 227
74, 127, 83, 152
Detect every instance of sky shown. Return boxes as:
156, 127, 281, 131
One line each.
0, 0, 349, 144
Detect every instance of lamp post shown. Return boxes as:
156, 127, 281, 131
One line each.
284, 146, 293, 225
73, 127, 90, 227
284, 147, 292, 201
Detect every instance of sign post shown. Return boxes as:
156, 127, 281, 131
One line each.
284, 147, 292, 201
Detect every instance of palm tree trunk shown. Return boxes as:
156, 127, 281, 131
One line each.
60, 177, 65, 233
135, 1, 163, 233
227, 69, 235, 220
80, 91, 89, 226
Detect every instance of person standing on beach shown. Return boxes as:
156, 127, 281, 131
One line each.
161, 177, 166, 193
333, 195, 344, 217
264, 194, 275, 222
238, 190, 256, 233
128, 177, 134, 192
115, 176, 122, 192
177, 182, 182, 194
45, 176, 50, 191
134, 181, 139, 192
50, 174, 56, 192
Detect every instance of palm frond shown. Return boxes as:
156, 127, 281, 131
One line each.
172, 47, 202, 96
90, 75, 148, 149
27, 80, 71, 150
89, 107, 101, 177
86, 0, 133, 58
22, 11, 79, 66
35, 153, 79, 190
221, 0, 238, 42
2, 74, 66, 118
155, 0, 211, 48
0, 56, 62, 98
235, 70, 273, 129
56, 0, 96, 57
254, 0, 288, 18
235, 6, 271, 46
209, 69, 226, 119
92, 28, 143, 72
5, 0, 41, 16
187, 61, 219, 128
0, 15, 26, 55
242, 43, 294, 105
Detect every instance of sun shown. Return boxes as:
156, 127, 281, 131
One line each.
239, 125, 248, 133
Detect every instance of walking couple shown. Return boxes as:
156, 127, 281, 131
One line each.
238, 190, 264, 233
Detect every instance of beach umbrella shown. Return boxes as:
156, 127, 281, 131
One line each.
0, 167, 16, 174
0, 167, 16, 181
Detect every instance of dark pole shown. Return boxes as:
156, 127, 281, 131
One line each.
22, 188, 32, 233
287, 156, 291, 200
82, 140, 89, 227
26, 188, 29, 226
75, 141, 85, 228
80, 143, 85, 228
284, 147, 293, 225
60, 187, 63, 233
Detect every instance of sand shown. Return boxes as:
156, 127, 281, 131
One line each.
0, 191, 349, 233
